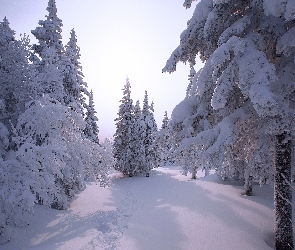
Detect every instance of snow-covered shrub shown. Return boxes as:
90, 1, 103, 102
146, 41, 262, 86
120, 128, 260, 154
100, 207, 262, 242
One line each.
13, 95, 108, 208
0, 158, 36, 244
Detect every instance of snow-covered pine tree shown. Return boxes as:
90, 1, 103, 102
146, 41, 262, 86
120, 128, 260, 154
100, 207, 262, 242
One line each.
159, 111, 171, 166
142, 92, 158, 172
163, 0, 295, 247
0, 17, 39, 134
153, 111, 172, 167
162, 111, 169, 129
62, 29, 88, 115
147, 101, 158, 170
31, 0, 63, 57
84, 90, 99, 144
34, 46, 65, 102
100, 138, 115, 176
113, 78, 135, 175
31, 0, 65, 103
130, 100, 146, 174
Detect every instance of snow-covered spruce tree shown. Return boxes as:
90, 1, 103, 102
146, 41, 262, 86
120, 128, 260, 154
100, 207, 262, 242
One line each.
153, 111, 172, 167
130, 100, 146, 174
84, 90, 99, 144
0, 18, 39, 138
113, 78, 135, 175
162, 111, 169, 129
34, 46, 65, 103
149, 102, 159, 168
62, 29, 89, 114
30, 0, 65, 103
100, 138, 115, 175
31, 0, 63, 58
142, 92, 158, 172
163, 0, 295, 248
158, 111, 170, 166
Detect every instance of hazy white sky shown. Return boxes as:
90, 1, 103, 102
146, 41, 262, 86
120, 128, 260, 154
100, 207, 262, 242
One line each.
1, 0, 203, 140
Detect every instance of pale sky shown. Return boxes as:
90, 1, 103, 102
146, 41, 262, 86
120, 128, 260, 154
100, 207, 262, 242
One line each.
1, 0, 203, 140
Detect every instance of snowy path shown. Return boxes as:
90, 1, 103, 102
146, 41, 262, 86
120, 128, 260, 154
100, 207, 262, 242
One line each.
1, 166, 275, 250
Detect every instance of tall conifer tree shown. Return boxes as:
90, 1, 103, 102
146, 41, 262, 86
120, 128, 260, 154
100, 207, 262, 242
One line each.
31, 0, 63, 57
62, 29, 88, 114
31, 0, 65, 103
153, 111, 172, 167
0, 17, 39, 138
84, 90, 99, 144
130, 100, 146, 173
113, 78, 134, 175
142, 92, 158, 171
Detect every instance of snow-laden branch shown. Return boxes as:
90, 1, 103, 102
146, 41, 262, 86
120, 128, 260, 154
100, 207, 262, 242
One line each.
218, 15, 251, 46
210, 36, 279, 117
163, 0, 213, 73
263, 0, 295, 21
277, 27, 295, 57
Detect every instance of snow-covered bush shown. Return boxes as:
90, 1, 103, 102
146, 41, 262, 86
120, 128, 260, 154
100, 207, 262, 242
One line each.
0, 158, 37, 244
13, 95, 108, 207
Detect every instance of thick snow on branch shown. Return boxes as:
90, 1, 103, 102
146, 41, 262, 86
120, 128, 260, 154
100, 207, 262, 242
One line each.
205, 108, 245, 156
238, 41, 278, 117
176, 107, 247, 170
171, 96, 199, 124
183, 0, 196, 9
285, 1, 295, 20
163, 0, 213, 73
263, 0, 295, 21
218, 15, 251, 46
211, 36, 244, 80
195, 59, 214, 97
211, 60, 236, 110
263, 0, 287, 17
162, 46, 182, 73
211, 36, 278, 117
276, 27, 295, 57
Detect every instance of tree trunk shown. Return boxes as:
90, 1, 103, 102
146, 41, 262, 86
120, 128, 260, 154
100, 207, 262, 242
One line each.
244, 168, 253, 196
192, 167, 197, 179
274, 132, 293, 250
245, 175, 253, 196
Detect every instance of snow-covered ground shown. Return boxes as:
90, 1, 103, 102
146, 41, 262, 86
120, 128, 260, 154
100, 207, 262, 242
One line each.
1, 166, 276, 250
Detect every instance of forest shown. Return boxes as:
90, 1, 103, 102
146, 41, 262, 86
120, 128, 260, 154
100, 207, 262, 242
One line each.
1, 0, 295, 249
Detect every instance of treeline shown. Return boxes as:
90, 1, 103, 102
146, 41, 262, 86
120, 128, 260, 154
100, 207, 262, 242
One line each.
0, 0, 112, 243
